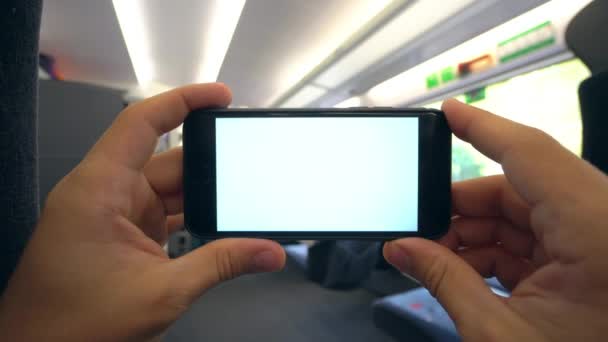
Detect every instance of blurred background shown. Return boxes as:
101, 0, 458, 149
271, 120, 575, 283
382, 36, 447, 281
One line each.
36, 1, 595, 341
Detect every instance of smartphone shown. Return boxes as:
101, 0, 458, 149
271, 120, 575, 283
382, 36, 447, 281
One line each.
183, 108, 451, 240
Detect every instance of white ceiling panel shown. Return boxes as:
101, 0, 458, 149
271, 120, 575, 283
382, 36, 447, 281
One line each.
40, 0, 137, 90
281, 85, 326, 108
41, 0, 391, 105
40, 1, 561, 108
144, 0, 212, 87
218, 0, 392, 107
314, 0, 476, 88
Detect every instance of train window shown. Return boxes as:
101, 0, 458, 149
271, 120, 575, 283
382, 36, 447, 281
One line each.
424, 58, 590, 181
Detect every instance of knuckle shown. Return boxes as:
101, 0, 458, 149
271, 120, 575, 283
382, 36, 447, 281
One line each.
115, 105, 146, 131
214, 248, 242, 282
524, 127, 561, 152
422, 253, 450, 298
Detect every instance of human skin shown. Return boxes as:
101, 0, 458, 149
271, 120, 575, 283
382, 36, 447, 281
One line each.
0, 83, 286, 341
385, 99, 608, 341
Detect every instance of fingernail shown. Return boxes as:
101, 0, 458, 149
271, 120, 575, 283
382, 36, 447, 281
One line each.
251, 250, 279, 273
386, 243, 411, 272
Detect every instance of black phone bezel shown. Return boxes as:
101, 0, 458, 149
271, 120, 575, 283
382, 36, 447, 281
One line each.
183, 108, 451, 241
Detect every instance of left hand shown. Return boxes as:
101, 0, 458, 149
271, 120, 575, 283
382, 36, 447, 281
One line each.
0, 83, 286, 341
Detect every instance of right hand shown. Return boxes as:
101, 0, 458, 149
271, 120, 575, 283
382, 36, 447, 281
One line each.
384, 99, 608, 341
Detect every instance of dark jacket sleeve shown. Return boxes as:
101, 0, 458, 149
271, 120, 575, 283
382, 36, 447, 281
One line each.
580, 71, 608, 174
0, 0, 42, 293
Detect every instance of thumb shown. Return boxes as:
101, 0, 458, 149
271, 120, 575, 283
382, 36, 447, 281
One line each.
384, 238, 505, 328
170, 238, 286, 301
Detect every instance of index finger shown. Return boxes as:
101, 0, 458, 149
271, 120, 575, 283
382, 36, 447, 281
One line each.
452, 175, 530, 229
442, 99, 599, 206
87, 83, 231, 170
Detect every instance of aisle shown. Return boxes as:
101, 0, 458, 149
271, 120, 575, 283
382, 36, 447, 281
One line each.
164, 258, 398, 342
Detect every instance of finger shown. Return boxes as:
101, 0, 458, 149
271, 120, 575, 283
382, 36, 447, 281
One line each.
445, 216, 535, 258
88, 83, 231, 170
161, 193, 183, 216
452, 175, 530, 229
384, 239, 506, 329
169, 239, 286, 303
443, 99, 602, 206
166, 214, 184, 234
531, 244, 550, 268
145, 147, 183, 196
144, 148, 184, 216
458, 246, 535, 291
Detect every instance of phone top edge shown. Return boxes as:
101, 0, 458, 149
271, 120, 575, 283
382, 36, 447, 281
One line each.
192, 107, 443, 115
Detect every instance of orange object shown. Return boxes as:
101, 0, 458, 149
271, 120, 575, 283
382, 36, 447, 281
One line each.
458, 54, 495, 76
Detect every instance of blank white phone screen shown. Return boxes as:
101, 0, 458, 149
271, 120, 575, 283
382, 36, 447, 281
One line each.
215, 117, 418, 232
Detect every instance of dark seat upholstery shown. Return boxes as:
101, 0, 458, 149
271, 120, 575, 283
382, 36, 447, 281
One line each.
0, 0, 42, 293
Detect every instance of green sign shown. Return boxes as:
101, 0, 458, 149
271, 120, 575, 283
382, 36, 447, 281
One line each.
499, 21, 556, 63
426, 73, 440, 89
441, 67, 457, 83
465, 87, 486, 103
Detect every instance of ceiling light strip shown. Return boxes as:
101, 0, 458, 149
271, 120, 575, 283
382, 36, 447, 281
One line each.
271, 0, 410, 108
315, 0, 476, 89
112, 0, 154, 85
198, 0, 247, 83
